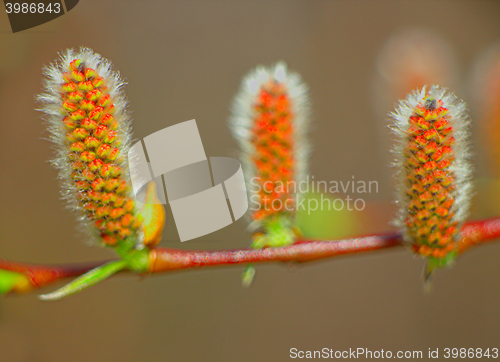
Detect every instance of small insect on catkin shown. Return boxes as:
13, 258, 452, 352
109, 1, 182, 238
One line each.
391, 86, 472, 270
230, 62, 310, 248
37, 48, 143, 247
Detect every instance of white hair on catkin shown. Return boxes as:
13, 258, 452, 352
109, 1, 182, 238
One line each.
37, 48, 134, 244
229, 62, 311, 228
390, 85, 473, 244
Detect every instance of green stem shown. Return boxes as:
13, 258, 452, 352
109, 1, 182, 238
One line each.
114, 238, 150, 272
38, 259, 128, 301
37, 238, 150, 301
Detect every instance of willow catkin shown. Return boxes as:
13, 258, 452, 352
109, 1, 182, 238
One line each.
391, 86, 472, 267
230, 62, 310, 247
37, 48, 142, 247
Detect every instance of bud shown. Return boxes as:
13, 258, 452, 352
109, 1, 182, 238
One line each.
391, 86, 472, 270
230, 62, 310, 248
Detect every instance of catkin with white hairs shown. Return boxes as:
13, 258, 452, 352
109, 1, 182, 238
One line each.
230, 62, 310, 247
391, 85, 472, 268
37, 48, 142, 247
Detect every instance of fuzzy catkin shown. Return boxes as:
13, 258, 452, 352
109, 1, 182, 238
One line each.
391, 86, 472, 264
230, 62, 310, 232
38, 48, 141, 247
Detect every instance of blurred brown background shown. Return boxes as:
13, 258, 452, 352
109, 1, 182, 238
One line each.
2, 1, 500, 361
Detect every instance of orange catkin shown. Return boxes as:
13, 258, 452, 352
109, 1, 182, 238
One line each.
391, 86, 472, 268
231, 63, 310, 247
250, 82, 295, 222
38, 49, 141, 247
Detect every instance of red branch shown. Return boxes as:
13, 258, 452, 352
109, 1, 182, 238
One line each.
149, 218, 500, 272
2, 218, 500, 293
0, 260, 105, 290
